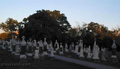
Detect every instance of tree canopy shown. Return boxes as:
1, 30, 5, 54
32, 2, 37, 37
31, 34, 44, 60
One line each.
19, 10, 71, 42
0, 18, 18, 32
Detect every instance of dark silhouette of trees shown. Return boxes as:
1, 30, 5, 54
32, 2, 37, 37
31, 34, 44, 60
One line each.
19, 10, 71, 43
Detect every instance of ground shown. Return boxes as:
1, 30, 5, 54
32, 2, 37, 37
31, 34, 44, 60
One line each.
0, 48, 93, 69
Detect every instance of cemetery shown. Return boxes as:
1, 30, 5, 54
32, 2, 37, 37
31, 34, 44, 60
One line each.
0, 34, 120, 69
0, 9, 120, 69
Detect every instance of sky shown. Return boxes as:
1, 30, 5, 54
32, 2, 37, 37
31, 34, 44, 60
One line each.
0, 0, 120, 33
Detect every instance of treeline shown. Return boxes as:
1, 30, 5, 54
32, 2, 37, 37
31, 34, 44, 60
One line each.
0, 9, 120, 51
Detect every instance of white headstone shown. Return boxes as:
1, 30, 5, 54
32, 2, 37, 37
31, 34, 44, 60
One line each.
54, 40, 59, 52
87, 46, 91, 58
50, 47, 54, 57
20, 36, 27, 59
75, 42, 79, 55
65, 43, 69, 52
71, 42, 75, 53
43, 38, 48, 56
79, 40, 84, 57
101, 47, 106, 60
92, 45, 99, 59
34, 47, 39, 59
59, 43, 63, 54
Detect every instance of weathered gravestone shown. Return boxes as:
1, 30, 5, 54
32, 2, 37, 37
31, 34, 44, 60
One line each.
65, 43, 69, 52
54, 40, 59, 53
15, 40, 20, 59
59, 43, 63, 55
75, 42, 79, 55
27, 38, 33, 62
87, 46, 91, 59
92, 45, 100, 62
34, 47, 39, 62
79, 40, 84, 58
43, 38, 48, 59
111, 40, 118, 63
101, 47, 106, 61
20, 36, 27, 63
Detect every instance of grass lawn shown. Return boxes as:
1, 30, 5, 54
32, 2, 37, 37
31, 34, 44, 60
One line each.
0, 48, 93, 69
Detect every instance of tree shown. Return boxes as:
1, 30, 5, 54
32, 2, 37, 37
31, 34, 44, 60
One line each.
0, 18, 18, 32
0, 32, 10, 40
20, 10, 71, 43
46, 10, 71, 33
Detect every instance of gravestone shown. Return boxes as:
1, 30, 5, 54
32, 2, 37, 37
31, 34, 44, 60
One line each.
12, 40, 16, 58
43, 38, 48, 58
27, 39, 33, 62
65, 43, 69, 52
54, 40, 59, 53
92, 45, 100, 62
50, 46, 54, 59
38, 40, 43, 56
87, 46, 91, 59
33, 40, 37, 52
78, 40, 81, 56
15, 40, 20, 59
34, 47, 39, 62
111, 40, 118, 63
92, 38, 96, 58
75, 42, 79, 55
59, 43, 63, 55
79, 40, 84, 58
20, 36, 27, 63
101, 47, 106, 61
71, 42, 75, 53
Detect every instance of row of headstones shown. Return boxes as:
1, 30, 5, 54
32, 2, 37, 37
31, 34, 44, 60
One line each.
0, 36, 56, 62
0, 36, 118, 63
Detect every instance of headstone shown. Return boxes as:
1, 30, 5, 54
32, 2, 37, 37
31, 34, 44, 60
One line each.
87, 46, 91, 59
15, 40, 20, 59
27, 39, 33, 62
59, 43, 63, 55
78, 40, 81, 56
93, 38, 96, 54
33, 40, 37, 52
92, 45, 100, 61
71, 42, 75, 53
34, 47, 39, 60
75, 42, 79, 55
101, 47, 106, 61
54, 40, 59, 53
38, 40, 43, 56
111, 40, 118, 63
43, 38, 48, 56
79, 40, 84, 58
65, 43, 69, 52
12, 40, 16, 55
48, 41, 52, 52
50, 46, 54, 59
20, 36, 27, 63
